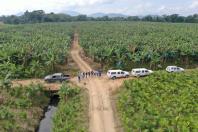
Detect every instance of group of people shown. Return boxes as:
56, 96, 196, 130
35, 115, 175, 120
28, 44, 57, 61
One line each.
77, 70, 102, 82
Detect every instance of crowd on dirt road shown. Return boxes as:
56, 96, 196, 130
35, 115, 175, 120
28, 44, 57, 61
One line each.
78, 70, 102, 82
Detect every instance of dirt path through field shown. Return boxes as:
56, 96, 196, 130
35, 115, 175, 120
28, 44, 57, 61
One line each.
70, 33, 129, 132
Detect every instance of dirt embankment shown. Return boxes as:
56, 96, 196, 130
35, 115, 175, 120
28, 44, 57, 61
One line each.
12, 79, 61, 91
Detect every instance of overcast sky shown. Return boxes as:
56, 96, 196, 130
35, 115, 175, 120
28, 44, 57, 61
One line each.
0, 0, 198, 16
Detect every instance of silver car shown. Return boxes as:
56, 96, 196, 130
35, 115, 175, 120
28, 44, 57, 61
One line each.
44, 73, 70, 83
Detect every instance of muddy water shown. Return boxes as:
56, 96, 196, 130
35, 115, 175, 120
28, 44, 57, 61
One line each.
37, 95, 59, 132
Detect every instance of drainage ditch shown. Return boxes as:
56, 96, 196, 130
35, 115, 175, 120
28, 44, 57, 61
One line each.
36, 94, 59, 132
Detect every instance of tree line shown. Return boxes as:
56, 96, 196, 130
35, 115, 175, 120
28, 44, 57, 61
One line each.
0, 10, 198, 24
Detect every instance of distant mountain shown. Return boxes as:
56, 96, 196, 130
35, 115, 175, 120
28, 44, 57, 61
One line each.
15, 12, 24, 16
62, 11, 81, 16
89, 13, 128, 18
89, 13, 106, 18
107, 13, 128, 18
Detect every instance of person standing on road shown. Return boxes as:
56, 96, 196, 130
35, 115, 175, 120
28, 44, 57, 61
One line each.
88, 71, 90, 77
99, 71, 102, 77
93, 71, 95, 76
85, 72, 87, 78
96, 71, 99, 77
95, 71, 98, 76
78, 74, 81, 82
91, 71, 94, 76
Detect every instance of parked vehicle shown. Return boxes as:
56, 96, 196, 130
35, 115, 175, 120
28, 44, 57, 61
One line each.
107, 70, 129, 80
131, 68, 153, 77
44, 73, 70, 83
166, 66, 184, 73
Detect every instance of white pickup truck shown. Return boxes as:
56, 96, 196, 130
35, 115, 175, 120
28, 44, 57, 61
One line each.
131, 68, 153, 77
107, 70, 129, 80
166, 66, 184, 73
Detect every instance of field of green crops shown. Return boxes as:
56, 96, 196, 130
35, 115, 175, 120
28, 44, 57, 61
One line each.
0, 23, 73, 79
1, 21, 198, 132
1, 22, 198, 79
78, 22, 198, 70
117, 70, 198, 131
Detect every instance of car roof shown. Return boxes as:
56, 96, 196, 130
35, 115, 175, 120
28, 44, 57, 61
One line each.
108, 70, 122, 72
52, 73, 62, 76
167, 66, 177, 68
132, 68, 147, 71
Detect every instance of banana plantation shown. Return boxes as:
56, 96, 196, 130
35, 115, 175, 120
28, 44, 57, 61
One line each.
78, 22, 198, 69
118, 70, 198, 131
0, 21, 198, 132
0, 23, 73, 79
1, 22, 198, 79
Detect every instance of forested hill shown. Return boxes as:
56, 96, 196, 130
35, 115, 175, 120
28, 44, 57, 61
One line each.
0, 10, 198, 24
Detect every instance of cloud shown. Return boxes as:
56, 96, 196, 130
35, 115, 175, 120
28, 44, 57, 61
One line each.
0, 0, 115, 15
158, 6, 166, 11
189, 0, 198, 9
0, 0, 197, 16
56, 0, 114, 7
77, 1, 155, 15
149, 1, 198, 16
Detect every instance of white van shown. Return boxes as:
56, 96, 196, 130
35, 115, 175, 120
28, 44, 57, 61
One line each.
107, 70, 129, 79
166, 66, 184, 73
131, 68, 153, 77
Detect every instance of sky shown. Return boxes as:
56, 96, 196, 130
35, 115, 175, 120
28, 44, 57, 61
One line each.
0, 0, 198, 16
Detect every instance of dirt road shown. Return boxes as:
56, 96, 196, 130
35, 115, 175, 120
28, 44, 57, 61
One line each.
71, 33, 129, 132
